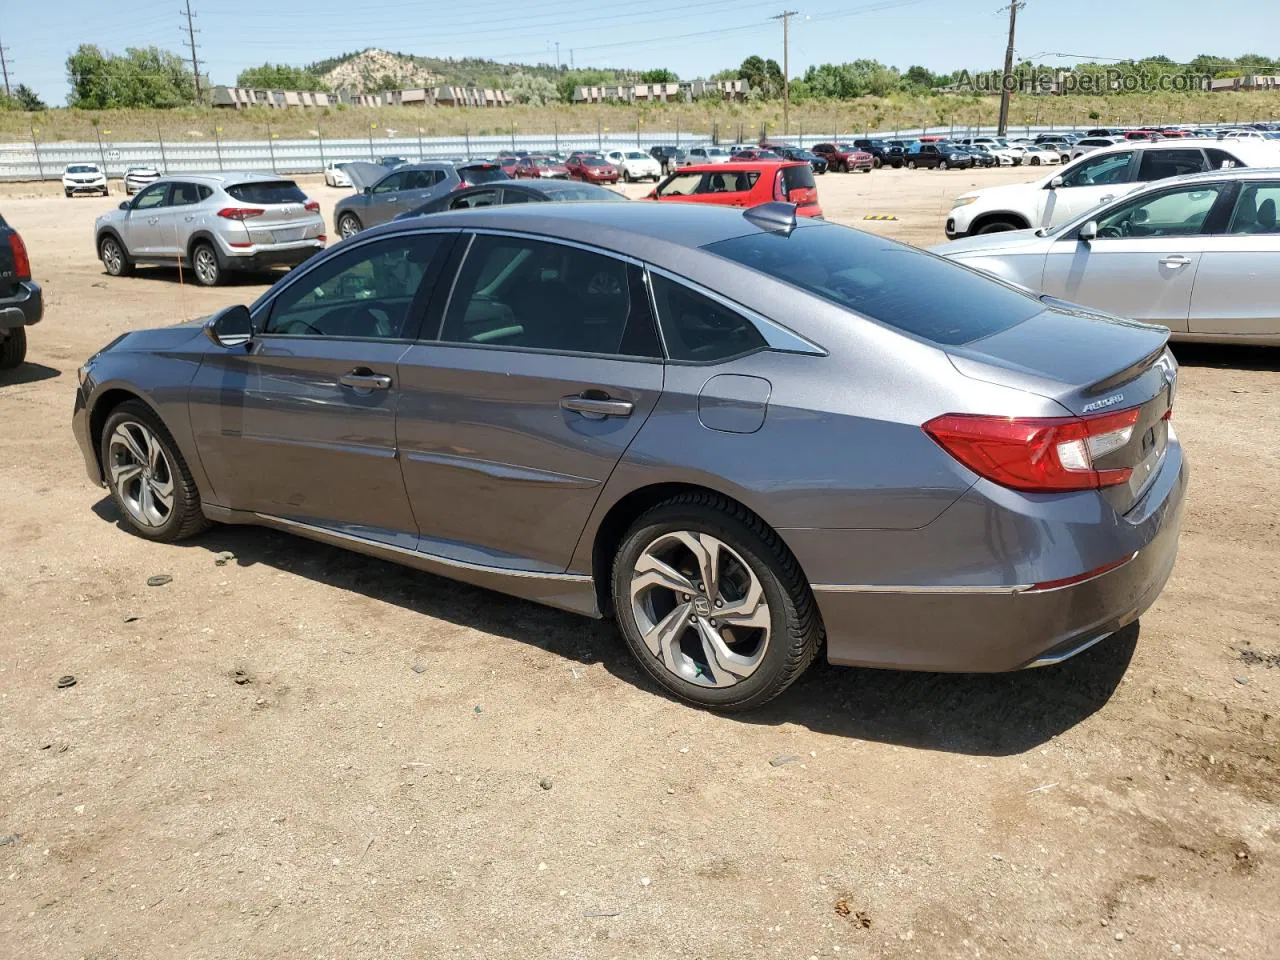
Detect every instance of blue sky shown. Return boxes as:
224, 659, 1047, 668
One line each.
7, 0, 1279, 105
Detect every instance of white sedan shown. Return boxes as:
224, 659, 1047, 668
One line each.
602, 149, 662, 182
324, 163, 352, 188
1021, 145, 1063, 166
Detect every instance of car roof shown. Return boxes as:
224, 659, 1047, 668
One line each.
1127, 166, 1280, 189
146, 171, 297, 186
678, 161, 802, 172
364, 198, 823, 271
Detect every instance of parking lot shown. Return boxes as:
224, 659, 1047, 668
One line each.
1, 165, 1277, 959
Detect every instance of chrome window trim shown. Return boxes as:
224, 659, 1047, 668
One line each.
646, 264, 827, 357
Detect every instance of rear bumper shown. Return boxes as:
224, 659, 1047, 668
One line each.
804, 439, 1188, 673
220, 240, 324, 271
0, 280, 43, 329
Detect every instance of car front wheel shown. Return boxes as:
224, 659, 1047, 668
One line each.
611, 493, 823, 711
939, 160, 949, 171
907, 159, 917, 169
100, 400, 211, 542
338, 213, 363, 238
99, 235, 133, 277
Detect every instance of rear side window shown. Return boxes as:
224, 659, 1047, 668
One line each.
704, 170, 759, 193
705, 226, 1040, 346
1136, 149, 1208, 180
225, 181, 307, 204
1226, 181, 1280, 234
650, 274, 766, 362
1205, 148, 1244, 169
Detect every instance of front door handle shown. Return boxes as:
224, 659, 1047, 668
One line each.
1159, 255, 1192, 267
560, 394, 634, 419
340, 369, 393, 391
1099, 194, 1115, 204
147, 217, 159, 225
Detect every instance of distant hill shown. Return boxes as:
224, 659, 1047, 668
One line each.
308, 48, 633, 93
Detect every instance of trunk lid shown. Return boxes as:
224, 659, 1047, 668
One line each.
948, 304, 1177, 513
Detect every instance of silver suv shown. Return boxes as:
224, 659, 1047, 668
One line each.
94, 173, 326, 286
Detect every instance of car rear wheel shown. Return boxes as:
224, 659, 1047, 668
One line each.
1030, 156, 1041, 165
907, 159, 917, 169
99, 235, 133, 277
338, 213, 363, 238
100, 400, 211, 543
622, 169, 632, 182
939, 160, 949, 171
191, 242, 222, 286
0, 327, 27, 369
611, 493, 823, 712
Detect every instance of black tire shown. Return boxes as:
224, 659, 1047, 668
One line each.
65, 188, 73, 198
622, 169, 632, 183
976, 218, 1021, 235
872, 156, 882, 169
1031, 156, 1041, 166
99, 234, 134, 277
939, 160, 949, 171
907, 159, 917, 170
0, 327, 27, 369
863, 166, 873, 174
611, 492, 823, 712
99, 400, 211, 542
337, 212, 363, 239
191, 242, 222, 287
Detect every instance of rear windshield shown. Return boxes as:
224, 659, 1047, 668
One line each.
546, 184, 627, 202
704, 226, 1040, 346
226, 181, 307, 205
460, 166, 507, 184
781, 165, 816, 191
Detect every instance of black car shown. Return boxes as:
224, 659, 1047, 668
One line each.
946, 142, 996, 168
851, 138, 904, 168
904, 143, 972, 170
778, 147, 829, 174
0, 214, 41, 369
456, 161, 510, 188
397, 179, 627, 219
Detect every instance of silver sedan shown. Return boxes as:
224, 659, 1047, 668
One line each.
933, 167, 1280, 345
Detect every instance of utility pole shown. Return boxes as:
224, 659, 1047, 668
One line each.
771, 10, 799, 135
180, 0, 202, 104
555, 42, 561, 72
0, 42, 11, 98
996, 0, 1025, 136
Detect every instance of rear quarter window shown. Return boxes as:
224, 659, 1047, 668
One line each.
226, 181, 308, 204
705, 226, 1041, 346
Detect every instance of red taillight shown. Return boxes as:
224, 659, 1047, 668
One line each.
924, 407, 1143, 493
217, 207, 264, 220
8, 232, 31, 281
787, 187, 817, 204
317, 234, 327, 243
304, 200, 320, 212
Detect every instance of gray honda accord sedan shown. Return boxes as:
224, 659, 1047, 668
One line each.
73, 201, 1187, 711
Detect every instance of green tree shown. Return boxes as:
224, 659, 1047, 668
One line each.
236, 63, 329, 91
739, 56, 768, 95
509, 71, 560, 106
66, 45, 196, 108
0, 83, 46, 111
903, 65, 935, 89
641, 68, 678, 84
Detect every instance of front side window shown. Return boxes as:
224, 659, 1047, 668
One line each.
372, 172, 405, 194
1226, 182, 1280, 234
1136, 149, 1209, 181
264, 234, 444, 339
440, 235, 634, 355
657, 172, 705, 197
1094, 183, 1226, 239
650, 274, 766, 362
132, 183, 169, 210
1059, 152, 1133, 187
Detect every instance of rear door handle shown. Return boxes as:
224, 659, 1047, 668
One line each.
340, 369, 393, 390
1159, 255, 1192, 267
560, 394, 634, 419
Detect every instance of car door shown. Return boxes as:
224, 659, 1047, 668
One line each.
121, 182, 171, 256
399, 168, 444, 209
1039, 150, 1137, 227
395, 232, 664, 573
365, 170, 408, 227
1040, 180, 1232, 329
150, 181, 204, 259
1188, 179, 1280, 337
188, 232, 456, 546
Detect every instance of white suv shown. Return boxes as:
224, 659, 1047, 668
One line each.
63, 163, 108, 198
944, 139, 1280, 238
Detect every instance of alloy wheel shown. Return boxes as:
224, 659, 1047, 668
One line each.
339, 215, 361, 238
101, 239, 123, 275
107, 421, 175, 529
628, 531, 771, 689
193, 246, 218, 285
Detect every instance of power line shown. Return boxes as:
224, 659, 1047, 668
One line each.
180, 0, 202, 103
771, 10, 798, 134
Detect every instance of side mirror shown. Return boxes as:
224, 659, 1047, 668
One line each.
118, 201, 130, 211
204, 304, 253, 348
645, 189, 658, 200
1078, 220, 1098, 242
1048, 175, 1064, 189
363, 186, 373, 195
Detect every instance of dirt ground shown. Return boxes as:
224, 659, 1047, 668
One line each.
1, 166, 1277, 960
